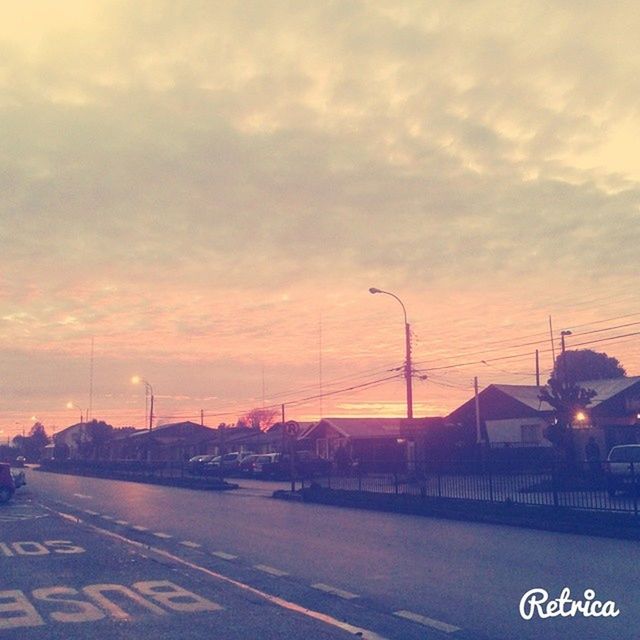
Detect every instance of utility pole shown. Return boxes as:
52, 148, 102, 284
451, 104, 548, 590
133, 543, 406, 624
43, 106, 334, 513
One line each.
405, 321, 413, 419
561, 330, 572, 386
200, 409, 204, 427
474, 376, 482, 444
548, 316, 556, 365
535, 350, 540, 386
148, 391, 154, 432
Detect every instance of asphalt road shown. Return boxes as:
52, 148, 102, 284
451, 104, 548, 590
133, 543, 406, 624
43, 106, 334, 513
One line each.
9, 469, 640, 640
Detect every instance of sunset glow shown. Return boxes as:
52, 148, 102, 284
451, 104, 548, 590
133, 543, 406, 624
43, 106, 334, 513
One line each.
2, 2, 640, 439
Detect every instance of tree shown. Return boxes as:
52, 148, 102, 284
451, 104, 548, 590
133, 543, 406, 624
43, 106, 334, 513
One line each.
539, 378, 597, 469
551, 349, 626, 385
239, 408, 278, 431
13, 422, 50, 462
83, 420, 115, 460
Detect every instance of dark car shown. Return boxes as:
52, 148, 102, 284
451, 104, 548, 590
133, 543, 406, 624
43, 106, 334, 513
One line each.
0, 463, 15, 503
186, 454, 218, 474
259, 451, 331, 479
237, 454, 262, 476
606, 445, 640, 496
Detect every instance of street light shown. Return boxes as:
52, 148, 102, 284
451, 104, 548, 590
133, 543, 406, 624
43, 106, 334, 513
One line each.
369, 287, 413, 419
132, 376, 154, 431
66, 401, 85, 424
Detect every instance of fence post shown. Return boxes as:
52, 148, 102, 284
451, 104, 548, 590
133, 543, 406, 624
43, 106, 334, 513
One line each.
358, 464, 362, 492
552, 461, 559, 508
437, 469, 442, 498
327, 463, 331, 490
632, 462, 638, 517
488, 466, 494, 503
394, 471, 399, 495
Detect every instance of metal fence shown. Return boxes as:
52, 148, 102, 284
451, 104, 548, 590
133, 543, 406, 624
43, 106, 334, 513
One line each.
39, 459, 229, 487
304, 459, 640, 517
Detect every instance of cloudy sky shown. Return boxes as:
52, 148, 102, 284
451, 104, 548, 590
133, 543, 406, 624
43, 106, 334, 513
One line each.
2, 1, 640, 438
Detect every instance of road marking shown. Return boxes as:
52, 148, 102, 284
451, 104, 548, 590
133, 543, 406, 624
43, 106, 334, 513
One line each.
115, 520, 129, 526
101, 515, 115, 521
83, 510, 99, 516
179, 541, 202, 549
211, 551, 237, 561
311, 583, 359, 600
152, 532, 173, 539
394, 610, 461, 634
47, 507, 389, 640
254, 564, 288, 577
72, 493, 93, 499
131, 525, 148, 532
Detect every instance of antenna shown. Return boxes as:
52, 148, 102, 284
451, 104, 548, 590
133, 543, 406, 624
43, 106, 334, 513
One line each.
548, 316, 556, 365
319, 311, 323, 418
88, 337, 94, 421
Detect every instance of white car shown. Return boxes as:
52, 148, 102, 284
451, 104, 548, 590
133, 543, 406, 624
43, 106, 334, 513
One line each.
606, 445, 640, 496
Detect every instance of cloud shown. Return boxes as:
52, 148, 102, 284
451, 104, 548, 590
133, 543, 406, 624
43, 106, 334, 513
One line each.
1, 1, 640, 430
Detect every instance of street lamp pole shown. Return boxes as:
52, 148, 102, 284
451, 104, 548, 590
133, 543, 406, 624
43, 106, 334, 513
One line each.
66, 402, 85, 424
132, 377, 154, 432
369, 287, 413, 419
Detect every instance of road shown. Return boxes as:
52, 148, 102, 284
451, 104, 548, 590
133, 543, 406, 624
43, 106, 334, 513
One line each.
9, 469, 640, 640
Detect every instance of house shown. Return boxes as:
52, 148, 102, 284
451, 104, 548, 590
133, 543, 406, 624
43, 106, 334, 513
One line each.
52, 422, 89, 459
298, 418, 408, 471
447, 377, 640, 458
112, 421, 217, 462
447, 384, 554, 449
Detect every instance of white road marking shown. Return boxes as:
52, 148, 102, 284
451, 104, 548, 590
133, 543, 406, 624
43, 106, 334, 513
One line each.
131, 525, 148, 532
72, 493, 93, 499
393, 610, 461, 634
211, 551, 237, 561
179, 541, 202, 549
46, 507, 389, 640
311, 583, 359, 600
83, 510, 99, 516
115, 520, 129, 526
254, 564, 289, 577
152, 532, 173, 539
101, 515, 115, 521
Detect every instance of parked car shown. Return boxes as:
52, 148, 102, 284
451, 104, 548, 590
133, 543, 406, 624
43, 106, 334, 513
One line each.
605, 445, 640, 496
187, 454, 218, 474
203, 452, 253, 476
0, 462, 15, 503
237, 454, 262, 476
251, 453, 280, 477
11, 468, 26, 489
255, 451, 331, 479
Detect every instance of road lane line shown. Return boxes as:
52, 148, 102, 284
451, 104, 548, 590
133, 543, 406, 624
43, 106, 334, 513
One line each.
311, 583, 359, 600
394, 610, 461, 634
47, 507, 390, 640
84, 510, 99, 516
101, 515, 115, 520
153, 532, 173, 539
132, 525, 149, 532
211, 551, 237, 560
115, 520, 129, 526
254, 564, 289, 577
180, 540, 202, 549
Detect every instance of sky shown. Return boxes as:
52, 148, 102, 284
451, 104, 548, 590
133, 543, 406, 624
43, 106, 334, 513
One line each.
2, 1, 640, 439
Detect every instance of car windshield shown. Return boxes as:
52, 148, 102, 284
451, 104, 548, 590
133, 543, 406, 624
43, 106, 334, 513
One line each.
609, 447, 640, 463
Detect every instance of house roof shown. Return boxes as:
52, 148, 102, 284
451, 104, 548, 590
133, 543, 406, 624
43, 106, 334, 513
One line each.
128, 421, 214, 439
301, 417, 404, 439
493, 377, 640, 411
491, 385, 554, 412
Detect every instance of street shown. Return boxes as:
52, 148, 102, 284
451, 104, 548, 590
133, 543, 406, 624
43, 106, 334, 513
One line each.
4, 470, 640, 639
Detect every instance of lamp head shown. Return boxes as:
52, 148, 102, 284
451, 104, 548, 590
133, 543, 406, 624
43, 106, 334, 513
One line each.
369, 287, 382, 294
131, 375, 141, 385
